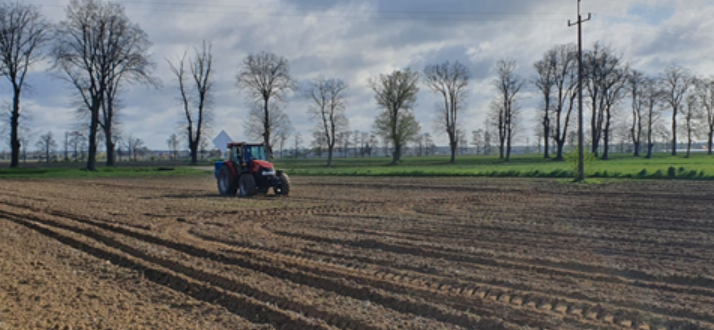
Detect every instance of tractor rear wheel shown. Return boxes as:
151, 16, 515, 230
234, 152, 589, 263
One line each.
275, 173, 291, 196
239, 174, 258, 197
218, 166, 237, 195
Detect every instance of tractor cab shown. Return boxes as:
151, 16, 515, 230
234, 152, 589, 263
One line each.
228, 142, 267, 168
215, 142, 290, 197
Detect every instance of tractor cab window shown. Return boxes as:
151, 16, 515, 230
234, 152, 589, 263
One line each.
244, 145, 266, 162
230, 146, 242, 162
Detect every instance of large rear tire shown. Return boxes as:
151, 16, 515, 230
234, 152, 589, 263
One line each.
275, 173, 291, 196
217, 165, 237, 195
239, 174, 258, 197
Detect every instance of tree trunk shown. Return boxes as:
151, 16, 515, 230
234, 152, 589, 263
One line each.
602, 129, 610, 160
633, 141, 640, 157
190, 139, 198, 164
687, 130, 692, 158
671, 110, 677, 156
104, 121, 115, 166
327, 144, 334, 167
543, 120, 550, 159
554, 140, 565, 161
263, 98, 271, 159
87, 109, 99, 171
106, 140, 115, 166
646, 132, 653, 159
506, 131, 512, 161
392, 144, 401, 165
709, 130, 713, 155
10, 89, 20, 168
449, 138, 456, 164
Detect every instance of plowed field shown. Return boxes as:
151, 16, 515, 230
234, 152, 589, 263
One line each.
1, 176, 713, 330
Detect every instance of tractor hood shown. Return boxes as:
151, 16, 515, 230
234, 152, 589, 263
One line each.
250, 159, 274, 173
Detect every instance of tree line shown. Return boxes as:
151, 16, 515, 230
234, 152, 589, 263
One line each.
2, 0, 711, 170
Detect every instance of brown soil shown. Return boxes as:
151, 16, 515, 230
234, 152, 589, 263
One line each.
1, 175, 713, 330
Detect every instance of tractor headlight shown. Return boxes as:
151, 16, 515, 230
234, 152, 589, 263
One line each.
262, 170, 276, 176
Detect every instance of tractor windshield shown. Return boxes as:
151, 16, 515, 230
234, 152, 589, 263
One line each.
243, 145, 267, 162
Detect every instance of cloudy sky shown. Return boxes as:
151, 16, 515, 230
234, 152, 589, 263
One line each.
2, 0, 714, 151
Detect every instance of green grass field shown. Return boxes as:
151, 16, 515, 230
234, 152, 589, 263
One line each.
4, 152, 714, 181
273, 152, 714, 180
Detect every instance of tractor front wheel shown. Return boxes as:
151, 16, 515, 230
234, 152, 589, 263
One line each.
239, 174, 258, 197
218, 166, 237, 195
275, 173, 291, 196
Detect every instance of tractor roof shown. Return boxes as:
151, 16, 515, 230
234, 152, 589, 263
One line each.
227, 142, 265, 147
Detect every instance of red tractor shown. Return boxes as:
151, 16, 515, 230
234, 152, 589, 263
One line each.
214, 142, 290, 197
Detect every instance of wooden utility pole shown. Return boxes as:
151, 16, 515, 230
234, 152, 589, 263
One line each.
569, 0, 591, 182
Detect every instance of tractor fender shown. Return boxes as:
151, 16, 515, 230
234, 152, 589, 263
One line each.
222, 161, 239, 178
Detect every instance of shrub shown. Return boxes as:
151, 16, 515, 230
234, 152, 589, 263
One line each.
667, 166, 677, 178
638, 169, 648, 177
564, 147, 598, 177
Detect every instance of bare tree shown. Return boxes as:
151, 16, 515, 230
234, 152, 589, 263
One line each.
533, 48, 557, 159
310, 130, 327, 157
472, 129, 484, 155
628, 70, 647, 157
303, 76, 349, 166
661, 64, 694, 156
584, 42, 628, 159
166, 133, 179, 160
547, 44, 578, 161
63, 131, 70, 161
276, 126, 292, 158
52, 0, 155, 171
351, 130, 360, 157
337, 130, 352, 158
293, 132, 302, 158
68, 130, 83, 161
423, 61, 470, 163
457, 129, 468, 155
237, 51, 294, 158
244, 102, 293, 151
370, 69, 421, 165
681, 94, 701, 158
483, 127, 492, 155
492, 59, 524, 161
167, 41, 213, 165
35, 131, 56, 163
123, 134, 143, 161
696, 76, 714, 155
643, 77, 664, 158
367, 134, 379, 157
0, 2, 50, 168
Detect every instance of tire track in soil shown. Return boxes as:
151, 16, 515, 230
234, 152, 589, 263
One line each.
192, 228, 713, 330
198, 225, 714, 304
2, 187, 711, 330
185, 231, 617, 330
301, 220, 714, 268
0, 205, 519, 330
264, 227, 714, 328
3, 195, 708, 330
268, 225, 714, 293
0, 213, 324, 330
